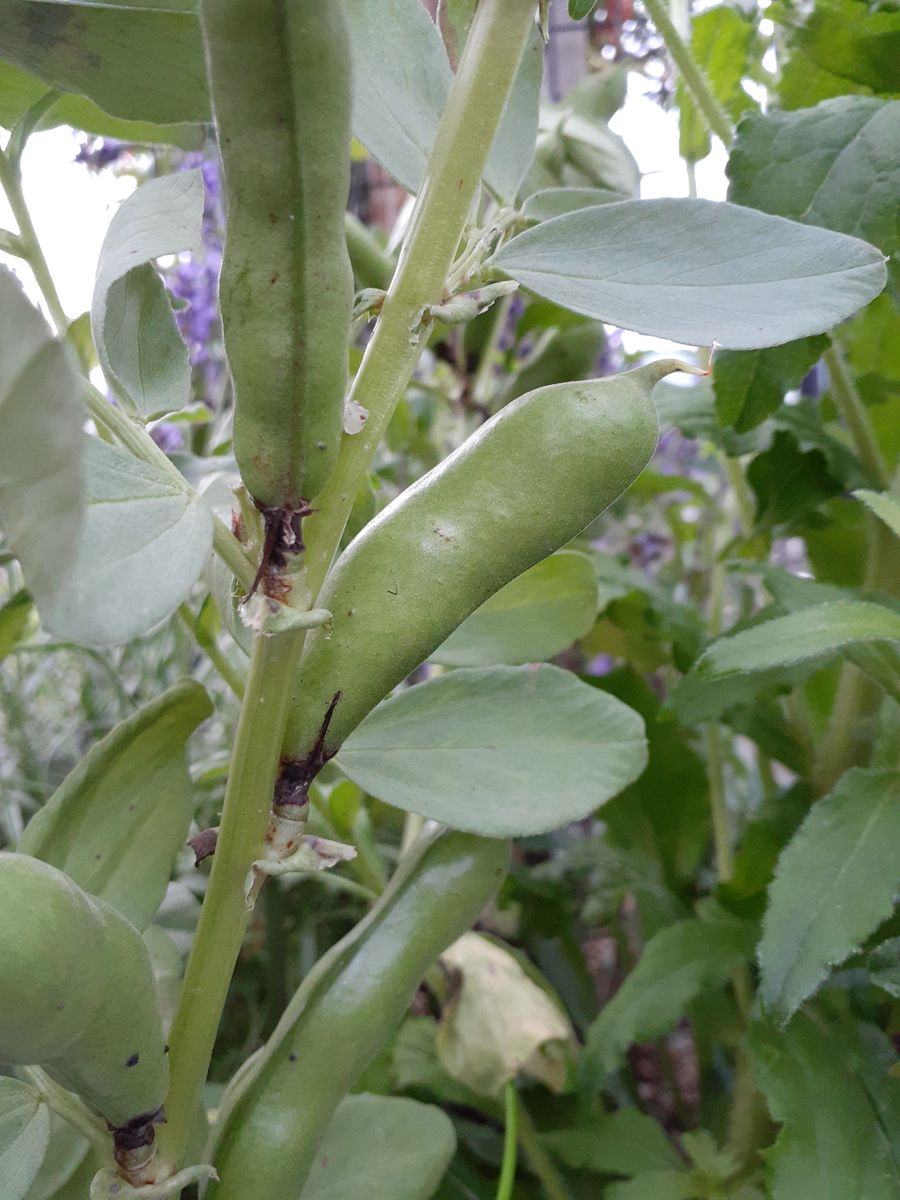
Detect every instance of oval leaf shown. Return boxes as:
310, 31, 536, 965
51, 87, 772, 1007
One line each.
0, 1079, 51, 1200
335, 665, 648, 836
91, 171, 203, 420
491, 198, 887, 350
431, 550, 598, 667
300, 1093, 455, 1200
40, 436, 213, 646
18, 680, 212, 930
759, 768, 900, 1022
523, 186, 630, 221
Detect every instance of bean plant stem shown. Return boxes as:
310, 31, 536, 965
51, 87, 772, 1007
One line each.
24, 1066, 112, 1160
301, 0, 538, 601
177, 603, 245, 699
641, 0, 733, 146
495, 1081, 519, 1200
158, 632, 304, 1172
823, 344, 890, 490
160, 0, 537, 1174
516, 1093, 572, 1200
0, 146, 69, 332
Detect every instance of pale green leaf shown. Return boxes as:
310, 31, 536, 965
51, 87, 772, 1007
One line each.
40, 436, 213, 646
669, 602, 900, 725
490, 199, 887, 350
523, 186, 630, 221
855, 489, 900, 539
336, 665, 647, 837
300, 1093, 455, 1200
21, 1115, 88, 1200
0, 269, 84, 619
18, 680, 212, 929
584, 915, 757, 1077
0, 0, 208, 124
749, 1012, 900, 1200
727, 97, 900, 255
431, 550, 598, 667
759, 768, 900, 1021
542, 1109, 681, 1177
0, 1079, 51, 1200
91, 171, 202, 420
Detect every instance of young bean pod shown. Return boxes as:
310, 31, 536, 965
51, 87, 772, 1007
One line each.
210, 829, 509, 1199
280, 360, 687, 794
201, 0, 353, 519
0, 853, 168, 1161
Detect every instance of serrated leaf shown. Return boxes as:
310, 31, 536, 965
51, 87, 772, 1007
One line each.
584, 915, 757, 1077
0, 0, 209, 124
542, 1109, 681, 1177
713, 336, 829, 432
747, 429, 842, 531
40, 436, 213, 646
778, 0, 900, 96
18, 680, 211, 929
490, 199, 886, 350
0, 270, 84, 620
749, 1011, 900, 1200
728, 98, 900, 255
855, 489, 900, 539
300, 1094, 455, 1200
430, 551, 598, 667
668, 602, 900, 725
0, 1079, 51, 1200
759, 768, 900, 1021
868, 937, 900, 999
336, 665, 647, 837
91, 171, 203, 420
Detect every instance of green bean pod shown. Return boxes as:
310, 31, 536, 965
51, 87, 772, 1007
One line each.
0, 853, 168, 1151
201, 0, 353, 512
210, 829, 509, 1199
280, 360, 685, 786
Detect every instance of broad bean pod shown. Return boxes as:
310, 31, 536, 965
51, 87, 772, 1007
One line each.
280, 360, 686, 792
201, 0, 353, 515
210, 829, 509, 1199
0, 853, 168, 1157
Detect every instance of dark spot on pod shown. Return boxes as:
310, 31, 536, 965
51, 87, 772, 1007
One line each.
288, 1052, 298, 1063
126, 1053, 139, 1067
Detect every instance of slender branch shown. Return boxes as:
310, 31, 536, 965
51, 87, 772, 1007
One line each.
516, 1094, 572, 1200
641, 0, 733, 145
496, 1081, 519, 1200
157, 632, 304, 1173
178, 603, 245, 699
0, 146, 69, 332
824, 344, 890, 490
300, 0, 538, 601
23, 1066, 112, 1160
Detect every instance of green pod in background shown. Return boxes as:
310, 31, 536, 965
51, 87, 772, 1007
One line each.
210, 829, 509, 1200
281, 360, 686, 789
0, 853, 168, 1154
201, 0, 353, 513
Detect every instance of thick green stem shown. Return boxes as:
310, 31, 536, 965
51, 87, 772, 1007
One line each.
824, 344, 890, 490
301, 0, 537, 600
157, 633, 303, 1172
641, 0, 733, 145
0, 147, 69, 332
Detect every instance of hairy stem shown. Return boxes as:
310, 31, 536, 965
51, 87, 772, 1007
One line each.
824, 343, 890, 490
0, 146, 69, 332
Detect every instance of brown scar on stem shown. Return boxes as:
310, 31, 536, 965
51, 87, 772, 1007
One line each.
274, 690, 342, 812
242, 502, 317, 602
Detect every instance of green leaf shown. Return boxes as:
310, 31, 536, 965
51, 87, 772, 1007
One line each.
0, 589, 33, 661
749, 1011, 900, 1200
747, 430, 842, 531
677, 7, 755, 164
485, 22, 542, 203
18, 680, 212, 929
604, 1174, 700, 1200
868, 937, 900, 999
668, 603, 900, 725
727, 98, 900, 255
777, 0, 900, 95
584, 914, 757, 1077
490, 199, 887, 350
568, 0, 598, 19
713, 336, 829, 432
855, 489, 900, 539
758, 768, 900, 1022
0, 0, 209, 124
300, 1093, 455, 1200
0, 269, 84, 621
430, 551, 598, 667
336, 665, 647, 837
0, 60, 202, 148
542, 1109, 681, 1177
0, 1078, 51, 1200
522, 186, 630, 221
21, 1115, 88, 1200
39, 436, 213, 646
91, 171, 203, 420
